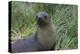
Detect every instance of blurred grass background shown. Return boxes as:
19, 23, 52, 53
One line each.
10, 1, 78, 50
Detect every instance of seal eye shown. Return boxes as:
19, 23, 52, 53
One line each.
44, 15, 47, 19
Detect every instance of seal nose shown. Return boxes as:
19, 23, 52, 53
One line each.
37, 16, 44, 22
38, 16, 43, 19
38, 18, 42, 22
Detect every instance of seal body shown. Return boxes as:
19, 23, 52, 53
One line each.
11, 12, 57, 53
37, 24, 57, 50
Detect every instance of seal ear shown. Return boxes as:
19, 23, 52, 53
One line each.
47, 15, 51, 20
